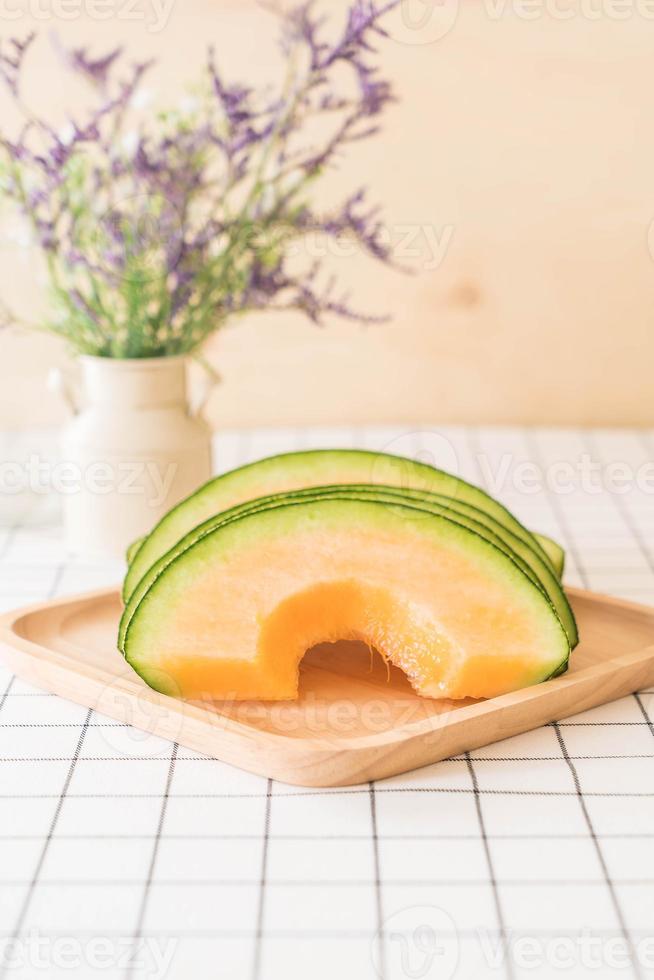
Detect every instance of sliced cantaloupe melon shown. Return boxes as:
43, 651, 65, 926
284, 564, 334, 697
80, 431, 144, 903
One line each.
123, 449, 561, 602
122, 497, 571, 702
118, 484, 577, 650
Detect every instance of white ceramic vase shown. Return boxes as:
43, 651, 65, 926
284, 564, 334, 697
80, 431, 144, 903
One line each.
52, 355, 213, 558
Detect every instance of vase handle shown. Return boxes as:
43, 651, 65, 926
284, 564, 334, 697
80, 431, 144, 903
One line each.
48, 366, 80, 416
190, 367, 219, 419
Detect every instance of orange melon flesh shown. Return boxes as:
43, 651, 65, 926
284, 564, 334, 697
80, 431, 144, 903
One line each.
124, 499, 569, 702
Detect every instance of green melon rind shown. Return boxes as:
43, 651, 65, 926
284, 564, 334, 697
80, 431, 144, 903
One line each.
119, 483, 577, 650
533, 533, 565, 578
123, 496, 571, 695
125, 538, 143, 565
544, 658, 571, 682
122, 449, 560, 602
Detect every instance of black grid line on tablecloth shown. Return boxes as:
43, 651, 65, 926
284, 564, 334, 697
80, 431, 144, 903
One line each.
368, 780, 386, 980
552, 720, 642, 979
5, 787, 654, 799
524, 430, 643, 980
251, 778, 272, 980
0, 707, 93, 980
125, 742, 178, 979
464, 751, 513, 979
0, 425, 653, 980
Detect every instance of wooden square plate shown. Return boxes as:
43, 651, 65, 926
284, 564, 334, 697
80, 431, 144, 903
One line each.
1, 586, 653, 786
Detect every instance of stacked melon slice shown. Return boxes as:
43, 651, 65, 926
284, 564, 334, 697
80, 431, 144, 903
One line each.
118, 450, 576, 702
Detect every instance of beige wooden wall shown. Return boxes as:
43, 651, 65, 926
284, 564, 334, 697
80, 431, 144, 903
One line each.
1, 0, 653, 429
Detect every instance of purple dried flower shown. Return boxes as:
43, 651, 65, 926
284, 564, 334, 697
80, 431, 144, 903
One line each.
36, 220, 57, 251
0, 0, 401, 357
54, 38, 122, 90
69, 288, 99, 324
318, 0, 395, 70
208, 49, 253, 127
0, 32, 35, 96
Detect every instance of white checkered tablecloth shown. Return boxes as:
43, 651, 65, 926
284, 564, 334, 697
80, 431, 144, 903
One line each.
0, 425, 653, 980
